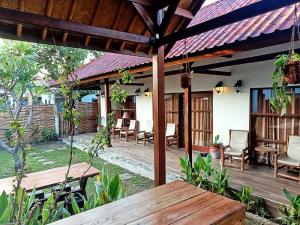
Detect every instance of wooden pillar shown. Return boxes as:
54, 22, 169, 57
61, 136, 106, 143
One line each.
104, 78, 112, 147
152, 46, 166, 186
184, 85, 192, 166
104, 78, 111, 127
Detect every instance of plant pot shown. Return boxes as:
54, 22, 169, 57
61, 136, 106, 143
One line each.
209, 146, 221, 159
180, 73, 191, 89
284, 61, 300, 84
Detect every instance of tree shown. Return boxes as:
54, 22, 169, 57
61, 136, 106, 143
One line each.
35, 44, 101, 80
0, 40, 41, 170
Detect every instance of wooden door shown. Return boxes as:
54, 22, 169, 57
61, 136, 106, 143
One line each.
191, 92, 213, 151
165, 92, 213, 150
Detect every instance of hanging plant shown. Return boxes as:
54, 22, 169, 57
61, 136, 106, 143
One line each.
270, 53, 299, 116
270, 7, 300, 115
180, 72, 191, 89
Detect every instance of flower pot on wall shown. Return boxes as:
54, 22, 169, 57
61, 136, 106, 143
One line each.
284, 61, 300, 84
180, 73, 191, 89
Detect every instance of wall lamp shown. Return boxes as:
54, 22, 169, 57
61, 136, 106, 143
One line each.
214, 81, 224, 94
234, 80, 242, 93
144, 88, 152, 98
135, 88, 141, 96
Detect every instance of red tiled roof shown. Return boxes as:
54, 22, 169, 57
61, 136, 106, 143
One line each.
71, 0, 300, 81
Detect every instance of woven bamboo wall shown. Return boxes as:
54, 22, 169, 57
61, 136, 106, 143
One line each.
76, 102, 98, 134
0, 105, 55, 143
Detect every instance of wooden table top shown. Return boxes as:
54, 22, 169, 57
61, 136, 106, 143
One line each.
50, 180, 245, 225
255, 146, 278, 153
0, 162, 99, 194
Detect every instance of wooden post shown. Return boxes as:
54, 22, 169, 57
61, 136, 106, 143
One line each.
152, 46, 166, 186
97, 92, 102, 127
104, 78, 111, 126
184, 85, 192, 166
104, 78, 112, 147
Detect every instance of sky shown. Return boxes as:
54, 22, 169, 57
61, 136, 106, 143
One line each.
202, 0, 219, 7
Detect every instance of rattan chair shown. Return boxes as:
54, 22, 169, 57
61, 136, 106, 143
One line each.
274, 135, 300, 183
220, 130, 249, 171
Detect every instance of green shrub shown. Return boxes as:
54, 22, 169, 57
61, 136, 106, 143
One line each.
70, 169, 126, 214
41, 128, 57, 142
0, 187, 69, 224
234, 186, 267, 217
278, 189, 300, 225
180, 154, 229, 195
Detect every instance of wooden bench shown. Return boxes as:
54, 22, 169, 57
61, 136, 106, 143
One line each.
0, 162, 99, 195
50, 180, 245, 225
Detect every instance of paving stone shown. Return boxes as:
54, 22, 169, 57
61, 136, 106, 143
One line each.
119, 173, 133, 181
37, 158, 47, 163
43, 161, 54, 165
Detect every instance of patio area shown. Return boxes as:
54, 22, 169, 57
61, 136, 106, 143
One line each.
68, 132, 299, 214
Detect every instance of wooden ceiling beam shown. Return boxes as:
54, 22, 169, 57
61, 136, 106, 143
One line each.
191, 48, 300, 72
62, 0, 78, 43
105, 0, 126, 49
129, 0, 193, 19
16, 0, 24, 37
160, 0, 300, 46
159, 0, 180, 35
84, 0, 103, 46
120, 15, 138, 51
134, 69, 231, 79
0, 7, 151, 44
131, 2, 155, 36
41, 0, 54, 41
135, 28, 147, 52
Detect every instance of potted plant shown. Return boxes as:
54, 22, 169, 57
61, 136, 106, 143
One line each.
209, 135, 222, 159
180, 73, 191, 89
270, 51, 300, 115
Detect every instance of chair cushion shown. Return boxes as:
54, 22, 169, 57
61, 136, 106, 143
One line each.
128, 120, 136, 130
230, 130, 248, 150
287, 136, 300, 161
278, 155, 300, 167
145, 120, 153, 133
137, 132, 144, 139
116, 119, 123, 129
224, 148, 243, 156
166, 123, 176, 136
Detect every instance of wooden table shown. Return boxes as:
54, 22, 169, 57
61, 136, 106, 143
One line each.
50, 180, 245, 225
0, 162, 99, 194
255, 146, 278, 167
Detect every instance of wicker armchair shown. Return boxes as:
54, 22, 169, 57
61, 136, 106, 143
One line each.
274, 135, 300, 183
120, 120, 138, 141
136, 120, 153, 145
111, 119, 124, 139
220, 130, 249, 171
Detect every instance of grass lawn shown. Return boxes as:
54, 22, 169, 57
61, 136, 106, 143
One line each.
0, 141, 154, 196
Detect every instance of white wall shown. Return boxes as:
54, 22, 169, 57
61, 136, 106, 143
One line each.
136, 95, 153, 131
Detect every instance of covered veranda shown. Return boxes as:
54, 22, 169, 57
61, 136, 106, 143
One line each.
68, 132, 299, 215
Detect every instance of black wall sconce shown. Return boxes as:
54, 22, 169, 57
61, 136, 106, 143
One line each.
234, 80, 242, 93
214, 81, 223, 94
135, 88, 141, 96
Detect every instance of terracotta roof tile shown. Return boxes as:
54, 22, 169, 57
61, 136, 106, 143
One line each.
66, 0, 300, 81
